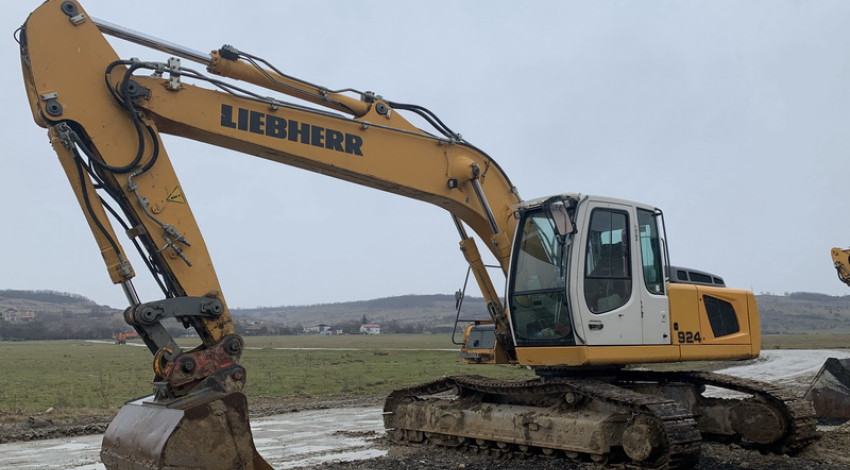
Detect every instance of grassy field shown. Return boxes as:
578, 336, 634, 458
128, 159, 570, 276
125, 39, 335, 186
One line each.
762, 333, 850, 349
239, 333, 460, 350
0, 334, 531, 414
237, 334, 531, 400
1, 332, 847, 415
0, 340, 153, 413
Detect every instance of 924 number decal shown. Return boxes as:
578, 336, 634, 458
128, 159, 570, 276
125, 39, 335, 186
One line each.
677, 331, 702, 343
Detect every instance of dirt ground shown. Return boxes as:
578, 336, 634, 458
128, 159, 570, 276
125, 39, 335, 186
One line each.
0, 410, 110, 444
316, 440, 850, 470
306, 418, 850, 470
3, 397, 850, 470
313, 431, 850, 470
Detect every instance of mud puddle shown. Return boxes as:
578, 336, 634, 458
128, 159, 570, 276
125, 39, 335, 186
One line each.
0, 407, 384, 469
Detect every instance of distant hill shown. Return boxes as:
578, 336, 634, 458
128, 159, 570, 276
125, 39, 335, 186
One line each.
234, 292, 850, 335
0, 289, 122, 340
232, 294, 491, 330
0, 289, 103, 311
3, 289, 850, 340
758, 292, 850, 334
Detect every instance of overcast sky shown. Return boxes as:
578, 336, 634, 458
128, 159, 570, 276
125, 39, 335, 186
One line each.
3, 1, 849, 309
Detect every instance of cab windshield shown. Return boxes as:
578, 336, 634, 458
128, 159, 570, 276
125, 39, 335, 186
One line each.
508, 209, 574, 346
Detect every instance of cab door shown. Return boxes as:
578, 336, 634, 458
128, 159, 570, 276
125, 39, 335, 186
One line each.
636, 208, 672, 345
571, 200, 643, 345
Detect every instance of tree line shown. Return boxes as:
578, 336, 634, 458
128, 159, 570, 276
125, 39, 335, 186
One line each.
0, 289, 96, 305
0, 319, 115, 341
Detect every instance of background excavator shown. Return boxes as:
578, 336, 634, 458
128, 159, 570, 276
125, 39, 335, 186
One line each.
802, 248, 850, 420
19, 1, 816, 469
113, 331, 138, 345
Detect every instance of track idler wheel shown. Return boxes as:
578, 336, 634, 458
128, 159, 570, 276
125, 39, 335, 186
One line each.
730, 399, 787, 445
622, 418, 664, 463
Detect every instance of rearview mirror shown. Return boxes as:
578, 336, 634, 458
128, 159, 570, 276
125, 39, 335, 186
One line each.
543, 197, 574, 242
551, 207, 573, 237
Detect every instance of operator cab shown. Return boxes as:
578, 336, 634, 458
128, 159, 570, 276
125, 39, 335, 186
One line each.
507, 194, 670, 348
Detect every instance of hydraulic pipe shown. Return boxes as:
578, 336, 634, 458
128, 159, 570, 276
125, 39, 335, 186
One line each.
92, 17, 212, 65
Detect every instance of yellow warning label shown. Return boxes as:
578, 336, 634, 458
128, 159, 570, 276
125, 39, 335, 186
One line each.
167, 186, 186, 204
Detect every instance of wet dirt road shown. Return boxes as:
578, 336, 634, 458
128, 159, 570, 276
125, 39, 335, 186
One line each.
0, 407, 385, 470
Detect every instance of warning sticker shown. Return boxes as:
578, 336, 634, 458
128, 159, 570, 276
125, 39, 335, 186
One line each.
167, 186, 186, 204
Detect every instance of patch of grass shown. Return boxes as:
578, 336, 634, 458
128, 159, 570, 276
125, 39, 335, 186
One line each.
237, 333, 461, 350
0, 337, 531, 414
239, 347, 529, 399
762, 333, 850, 349
5, 332, 845, 415
639, 360, 729, 372
0, 341, 152, 414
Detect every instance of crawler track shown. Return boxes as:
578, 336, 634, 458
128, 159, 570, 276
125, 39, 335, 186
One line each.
385, 375, 702, 469
616, 370, 818, 453
384, 371, 817, 469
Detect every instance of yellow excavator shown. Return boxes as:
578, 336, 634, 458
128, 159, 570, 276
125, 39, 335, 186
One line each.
831, 248, 850, 288
19, 1, 816, 469
802, 248, 850, 420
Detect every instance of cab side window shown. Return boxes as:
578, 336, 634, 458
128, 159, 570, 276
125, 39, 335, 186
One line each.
638, 209, 665, 295
584, 209, 631, 313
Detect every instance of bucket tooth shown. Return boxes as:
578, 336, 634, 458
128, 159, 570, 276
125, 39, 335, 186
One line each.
101, 391, 272, 470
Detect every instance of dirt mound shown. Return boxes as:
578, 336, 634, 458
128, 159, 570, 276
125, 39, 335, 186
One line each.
0, 413, 110, 444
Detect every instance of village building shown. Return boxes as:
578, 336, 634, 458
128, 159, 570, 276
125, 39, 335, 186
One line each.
359, 324, 381, 335
3, 308, 35, 324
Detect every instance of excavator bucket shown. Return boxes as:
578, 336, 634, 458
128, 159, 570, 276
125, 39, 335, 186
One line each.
101, 391, 272, 470
804, 357, 850, 421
